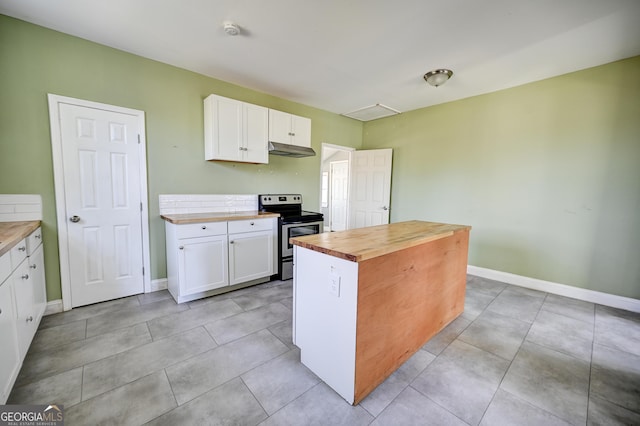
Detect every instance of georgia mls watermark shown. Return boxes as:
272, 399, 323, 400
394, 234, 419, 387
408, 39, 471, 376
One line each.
0, 405, 63, 426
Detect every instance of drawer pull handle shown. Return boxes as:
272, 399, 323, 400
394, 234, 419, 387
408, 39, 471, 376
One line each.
179, 246, 184, 250
30, 264, 37, 269
22, 274, 29, 280
18, 246, 26, 252
27, 316, 33, 322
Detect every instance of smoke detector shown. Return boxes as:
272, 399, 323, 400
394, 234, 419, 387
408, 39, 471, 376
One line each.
223, 22, 240, 36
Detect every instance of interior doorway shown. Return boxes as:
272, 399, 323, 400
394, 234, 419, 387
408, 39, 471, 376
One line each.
320, 144, 354, 231
320, 143, 393, 231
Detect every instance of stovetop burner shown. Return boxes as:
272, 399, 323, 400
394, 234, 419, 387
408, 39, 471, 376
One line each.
258, 194, 323, 223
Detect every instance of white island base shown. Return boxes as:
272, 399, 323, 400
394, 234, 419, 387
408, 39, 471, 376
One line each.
292, 221, 470, 405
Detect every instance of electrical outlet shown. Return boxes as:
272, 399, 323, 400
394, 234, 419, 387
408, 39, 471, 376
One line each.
329, 273, 341, 297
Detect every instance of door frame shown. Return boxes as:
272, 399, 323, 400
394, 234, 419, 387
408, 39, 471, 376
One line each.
48, 94, 151, 311
319, 143, 355, 231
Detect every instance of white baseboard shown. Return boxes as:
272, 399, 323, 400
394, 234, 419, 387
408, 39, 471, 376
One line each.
467, 265, 640, 313
46, 279, 167, 315
150, 278, 168, 292
44, 299, 63, 316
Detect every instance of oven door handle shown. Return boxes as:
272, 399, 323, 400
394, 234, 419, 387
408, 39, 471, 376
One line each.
282, 220, 307, 225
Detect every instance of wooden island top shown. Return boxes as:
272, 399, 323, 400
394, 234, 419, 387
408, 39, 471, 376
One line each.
290, 220, 471, 262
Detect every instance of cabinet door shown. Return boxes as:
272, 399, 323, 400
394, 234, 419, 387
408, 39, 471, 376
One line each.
291, 115, 312, 147
229, 230, 273, 285
179, 235, 229, 295
28, 244, 46, 322
268, 109, 292, 144
204, 95, 243, 161
244, 103, 269, 164
12, 260, 37, 358
0, 280, 20, 404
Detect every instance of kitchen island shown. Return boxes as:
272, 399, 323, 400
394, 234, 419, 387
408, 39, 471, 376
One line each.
290, 220, 471, 405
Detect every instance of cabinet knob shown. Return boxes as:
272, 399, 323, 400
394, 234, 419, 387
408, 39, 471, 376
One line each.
35, 234, 41, 239
30, 264, 37, 269
201, 226, 207, 230
18, 246, 26, 252
250, 222, 255, 226
21, 274, 29, 280
230, 241, 234, 244
179, 246, 184, 250
27, 316, 33, 322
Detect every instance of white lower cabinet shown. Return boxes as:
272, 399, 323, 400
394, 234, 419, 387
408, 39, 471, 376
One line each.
13, 260, 37, 357
0, 226, 45, 404
166, 218, 276, 303
179, 235, 229, 294
0, 278, 20, 404
229, 230, 273, 285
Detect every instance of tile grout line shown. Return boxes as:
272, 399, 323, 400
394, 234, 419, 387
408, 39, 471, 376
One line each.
475, 290, 551, 425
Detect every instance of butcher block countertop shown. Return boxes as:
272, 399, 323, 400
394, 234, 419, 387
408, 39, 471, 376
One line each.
0, 221, 41, 257
290, 220, 471, 262
161, 211, 279, 224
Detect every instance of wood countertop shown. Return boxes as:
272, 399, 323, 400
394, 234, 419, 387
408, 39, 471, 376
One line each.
161, 211, 280, 224
0, 221, 41, 257
290, 220, 471, 262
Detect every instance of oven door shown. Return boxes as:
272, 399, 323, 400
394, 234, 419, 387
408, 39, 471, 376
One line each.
281, 220, 323, 258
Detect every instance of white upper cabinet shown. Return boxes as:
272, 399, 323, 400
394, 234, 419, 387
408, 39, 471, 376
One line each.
268, 109, 312, 148
204, 94, 269, 164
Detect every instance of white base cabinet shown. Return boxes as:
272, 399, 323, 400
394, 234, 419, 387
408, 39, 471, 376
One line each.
166, 218, 276, 303
0, 226, 45, 404
0, 278, 20, 404
180, 235, 229, 294
228, 219, 274, 285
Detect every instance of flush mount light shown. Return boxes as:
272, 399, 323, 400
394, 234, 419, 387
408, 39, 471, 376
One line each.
223, 21, 240, 36
423, 69, 453, 87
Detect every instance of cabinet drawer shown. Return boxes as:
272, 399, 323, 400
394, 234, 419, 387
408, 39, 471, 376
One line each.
175, 222, 227, 239
0, 252, 10, 285
10, 239, 27, 270
228, 218, 273, 234
26, 227, 42, 256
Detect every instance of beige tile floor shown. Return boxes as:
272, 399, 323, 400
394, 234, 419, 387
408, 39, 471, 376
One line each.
8, 275, 640, 425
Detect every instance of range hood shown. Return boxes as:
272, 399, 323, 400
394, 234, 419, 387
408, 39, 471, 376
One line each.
268, 142, 316, 158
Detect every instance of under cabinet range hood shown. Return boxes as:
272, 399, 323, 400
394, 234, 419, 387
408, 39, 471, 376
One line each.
268, 142, 316, 158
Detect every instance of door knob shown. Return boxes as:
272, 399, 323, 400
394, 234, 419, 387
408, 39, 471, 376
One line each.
70, 215, 81, 223
382, 206, 389, 211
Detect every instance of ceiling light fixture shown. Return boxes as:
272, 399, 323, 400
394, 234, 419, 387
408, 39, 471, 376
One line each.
423, 69, 453, 87
223, 21, 240, 36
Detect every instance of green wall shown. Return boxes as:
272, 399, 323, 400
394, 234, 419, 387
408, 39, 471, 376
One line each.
2, 14, 638, 302
0, 15, 363, 301
363, 56, 640, 299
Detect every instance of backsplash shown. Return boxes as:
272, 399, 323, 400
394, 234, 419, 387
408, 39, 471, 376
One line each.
159, 194, 257, 215
0, 194, 43, 221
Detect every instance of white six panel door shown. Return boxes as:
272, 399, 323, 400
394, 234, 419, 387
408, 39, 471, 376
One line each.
349, 149, 393, 228
59, 103, 144, 307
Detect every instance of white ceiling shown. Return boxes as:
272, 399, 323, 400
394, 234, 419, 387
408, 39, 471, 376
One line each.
2, 0, 639, 120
